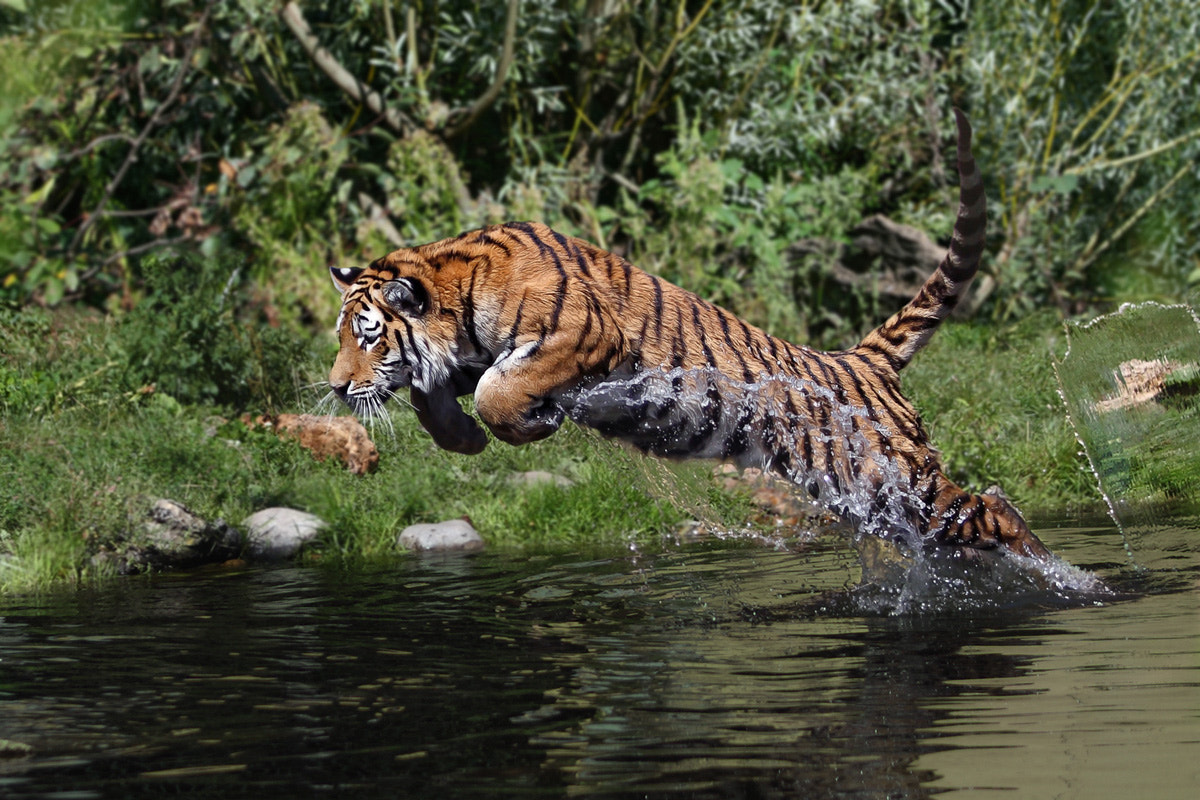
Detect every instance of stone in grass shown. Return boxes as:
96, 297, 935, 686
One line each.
398, 519, 485, 552
93, 499, 242, 575
507, 470, 575, 488
242, 507, 326, 560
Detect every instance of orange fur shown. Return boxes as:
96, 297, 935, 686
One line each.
329, 111, 1049, 558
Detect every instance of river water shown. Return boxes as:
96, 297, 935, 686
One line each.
1, 514, 1196, 799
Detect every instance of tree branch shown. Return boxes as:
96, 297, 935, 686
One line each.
67, 2, 214, 257
443, 0, 520, 140
279, 2, 416, 136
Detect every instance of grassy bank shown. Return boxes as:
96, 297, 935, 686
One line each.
0, 300, 1102, 594
0, 301, 753, 594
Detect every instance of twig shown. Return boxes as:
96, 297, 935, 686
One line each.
67, 3, 214, 257
99, 235, 191, 268
443, 0, 520, 139
1067, 126, 1200, 175
60, 132, 138, 161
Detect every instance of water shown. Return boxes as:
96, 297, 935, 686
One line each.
1, 518, 1197, 799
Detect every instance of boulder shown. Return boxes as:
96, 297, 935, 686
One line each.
398, 519, 485, 552
242, 507, 326, 560
94, 499, 241, 575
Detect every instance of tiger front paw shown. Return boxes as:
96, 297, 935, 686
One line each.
474, 379, 565, 446
411, 384, 489, 455
483, 398, 565, 446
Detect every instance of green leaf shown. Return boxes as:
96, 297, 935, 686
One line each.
237, 165, 257, 188
719, 158, 744, 182
1030, 174, 1080, 195
41, 276, 63, 306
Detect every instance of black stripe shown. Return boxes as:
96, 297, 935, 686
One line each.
716, 307, 756, 383
475, 231, 512, 257
575, 302, 595, 352
671, 302, 687, 368
506, 293, 527, 349
462, 269, 483, 351
650, 276, 665, 342
691, 301, 717, 366
855, 340, 903, 372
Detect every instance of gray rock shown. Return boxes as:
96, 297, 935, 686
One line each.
507, 470, 575, 488
94, 499, 240, 575
398, 519, 485, 552
242, 507, 326, 560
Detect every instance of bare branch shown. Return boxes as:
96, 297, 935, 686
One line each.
279, 2, 415, 136
60, 132, 138, 161
67, 2, 214, 256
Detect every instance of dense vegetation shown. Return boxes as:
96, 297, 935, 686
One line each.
2, 0, 1197, 590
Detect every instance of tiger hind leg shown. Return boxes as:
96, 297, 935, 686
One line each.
928, 472, 1050, 558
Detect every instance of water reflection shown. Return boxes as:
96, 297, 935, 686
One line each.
0, 523, 1197, 799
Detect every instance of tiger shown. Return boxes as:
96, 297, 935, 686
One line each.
328, 109, 1050, 560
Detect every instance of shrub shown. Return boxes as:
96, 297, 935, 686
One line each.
118, 253, 310, 410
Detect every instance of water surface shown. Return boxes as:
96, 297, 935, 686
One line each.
1, 519, 1197, 799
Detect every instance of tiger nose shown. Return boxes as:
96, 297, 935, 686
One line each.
330, 379, 350, 402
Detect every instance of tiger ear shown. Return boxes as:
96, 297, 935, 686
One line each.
383, 278, 429, 316
330, 266, 364, 294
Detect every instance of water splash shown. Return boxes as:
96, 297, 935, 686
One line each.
1055, 302, 1200, 570
561, 365, 1106, 609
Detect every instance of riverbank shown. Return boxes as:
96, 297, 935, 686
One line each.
0, 304, 1101, 594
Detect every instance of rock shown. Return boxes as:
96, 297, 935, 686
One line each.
1094, 357, 1199, 413
246, 413, 379, 474
715, 464, 836, 531
94, 499, 241, 575
242, 507, 326, 560
398, 519, 485, 552
786, 213, 984, 313
507, 470, 574, 488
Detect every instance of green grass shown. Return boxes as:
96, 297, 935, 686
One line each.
0, 303, 750, 592
903, 310, 1099, 514
0, 302, 1103, 594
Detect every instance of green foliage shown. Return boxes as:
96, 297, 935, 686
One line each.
382, 131, 473, 243
231, 101, 350, 259
620, 111, 875, 345
967, 0, 1200, 316
118, 253, 309, 410
3, 0, 1195, 330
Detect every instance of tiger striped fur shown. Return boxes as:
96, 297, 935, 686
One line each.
328, 110, 1049, 558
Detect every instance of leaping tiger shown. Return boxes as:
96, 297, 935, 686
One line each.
327, 110, 1050, 559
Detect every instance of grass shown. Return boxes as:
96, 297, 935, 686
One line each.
903, 309, 1098, 513
0, 303, 751, 593
0, 302, 1104, 594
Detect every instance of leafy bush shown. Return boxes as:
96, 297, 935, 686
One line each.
966, 0, 1200, 316
118, 253, 310, 410
3, 0, 1196, 337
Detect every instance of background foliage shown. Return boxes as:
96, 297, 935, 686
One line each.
3, 0, 1196, 342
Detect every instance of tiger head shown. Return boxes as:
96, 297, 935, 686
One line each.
327, 253, 462, 415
